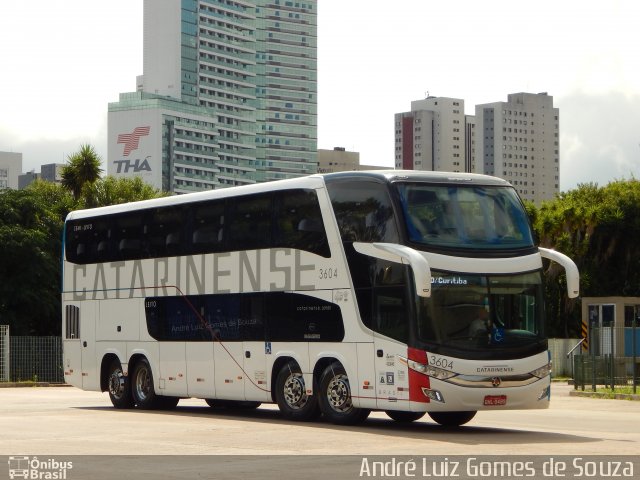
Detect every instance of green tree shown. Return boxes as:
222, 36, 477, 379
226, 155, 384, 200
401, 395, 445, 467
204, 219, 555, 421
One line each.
61, 144, 104, 200
533, 179, 640, 337
82, 176, 168, 208
0, 187, 64, 335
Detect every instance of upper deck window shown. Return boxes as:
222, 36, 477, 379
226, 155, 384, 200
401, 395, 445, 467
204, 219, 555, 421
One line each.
395, 183, 533, 250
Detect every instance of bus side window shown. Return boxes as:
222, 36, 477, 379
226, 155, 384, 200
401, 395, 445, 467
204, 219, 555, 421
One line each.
90, 219, 112, 263
147, 207, 184, 257
275, 189, 330, 258
114, 214, 144, 260
191, 200, 225, 254
326, 181, 399, 244
227, 193, 273, 251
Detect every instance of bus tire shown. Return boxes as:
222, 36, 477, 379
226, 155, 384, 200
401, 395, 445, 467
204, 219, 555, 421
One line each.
107, 359, 134, 409
428, 411, 477, 427
275, 361, 320, 421
131, 358, 160, 410
318, 362, 369, 425
385, 410, 426, 423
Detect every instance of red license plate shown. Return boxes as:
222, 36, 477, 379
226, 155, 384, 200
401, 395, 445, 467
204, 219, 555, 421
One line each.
484, 395, 507, 406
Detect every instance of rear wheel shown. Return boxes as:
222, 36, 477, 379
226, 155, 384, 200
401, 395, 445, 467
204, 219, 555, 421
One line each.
385, 410, 426, 423
428, 411, 477, 427
107, 360, 134, 409
131, 358, 161, 409
318, 362, 369, 425
275, 361, 320, 421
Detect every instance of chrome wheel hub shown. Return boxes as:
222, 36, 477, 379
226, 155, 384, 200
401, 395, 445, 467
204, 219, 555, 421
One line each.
327, 374, 352, 412
108, 370, 125, 398
284, 374, 307, 409
135, 367, 151, 401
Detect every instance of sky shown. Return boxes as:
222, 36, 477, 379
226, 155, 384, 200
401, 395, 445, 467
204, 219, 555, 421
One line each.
1, 0, 639, 191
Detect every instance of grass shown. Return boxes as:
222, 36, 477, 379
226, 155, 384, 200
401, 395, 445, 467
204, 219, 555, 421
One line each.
595, 386, 639, 396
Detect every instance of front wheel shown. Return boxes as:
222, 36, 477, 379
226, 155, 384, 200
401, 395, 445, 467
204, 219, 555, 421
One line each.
275, 361, 320, 421
107, 360, 134, 409
428, 411, 477, 427
385, 410, 426, 423
318, 362, 369, 425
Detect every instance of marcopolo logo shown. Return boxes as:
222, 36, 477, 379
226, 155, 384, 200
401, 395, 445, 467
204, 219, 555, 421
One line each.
8, 456, 73, 479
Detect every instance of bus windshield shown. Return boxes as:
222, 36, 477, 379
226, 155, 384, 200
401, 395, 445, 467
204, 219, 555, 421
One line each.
416, 270, 545, 357
395, 183, 533, 250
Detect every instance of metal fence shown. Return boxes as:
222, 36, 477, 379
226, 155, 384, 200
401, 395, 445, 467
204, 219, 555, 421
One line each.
549, 338, 581, 377
1, 334, 65, 383
571, 326, 640, 392
0, 325, 9, 382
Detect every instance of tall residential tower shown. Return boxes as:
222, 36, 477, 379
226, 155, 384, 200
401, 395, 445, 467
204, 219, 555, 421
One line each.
108, 0, 317, 193
395, 92, 559, 204
394, 97, 468, 173
475, 92, 559, 204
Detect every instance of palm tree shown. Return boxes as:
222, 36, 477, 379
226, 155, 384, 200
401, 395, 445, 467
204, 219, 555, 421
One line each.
61, 144, 104, 200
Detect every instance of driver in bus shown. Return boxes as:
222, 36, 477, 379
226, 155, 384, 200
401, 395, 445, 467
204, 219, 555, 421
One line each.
469, 304, 491, 338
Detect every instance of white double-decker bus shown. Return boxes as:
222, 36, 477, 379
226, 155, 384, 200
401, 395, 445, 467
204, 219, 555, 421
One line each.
62, 171, 579, 426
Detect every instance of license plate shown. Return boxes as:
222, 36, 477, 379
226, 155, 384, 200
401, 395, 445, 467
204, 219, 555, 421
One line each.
484, 395, 507, 406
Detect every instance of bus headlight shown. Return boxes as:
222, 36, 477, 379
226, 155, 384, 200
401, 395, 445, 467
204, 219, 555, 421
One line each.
399, 356, 457, 381
529, 362, 552, 379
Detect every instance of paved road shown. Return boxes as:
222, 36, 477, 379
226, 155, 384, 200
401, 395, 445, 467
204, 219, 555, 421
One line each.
0, 383, 638, 456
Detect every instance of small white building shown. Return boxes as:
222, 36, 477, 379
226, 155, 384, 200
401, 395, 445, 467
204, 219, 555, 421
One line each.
0, 152, 22, 190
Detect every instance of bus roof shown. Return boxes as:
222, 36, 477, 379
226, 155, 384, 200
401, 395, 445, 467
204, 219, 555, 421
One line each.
323, 170, 511, 186
65, 170, 512, 221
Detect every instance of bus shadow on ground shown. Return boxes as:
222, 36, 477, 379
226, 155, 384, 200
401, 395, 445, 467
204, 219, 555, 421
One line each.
74, 403, 600, 446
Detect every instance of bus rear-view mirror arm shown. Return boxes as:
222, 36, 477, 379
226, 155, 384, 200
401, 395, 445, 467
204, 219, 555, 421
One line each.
539, 247, 580, 298
352, 242, 432, 298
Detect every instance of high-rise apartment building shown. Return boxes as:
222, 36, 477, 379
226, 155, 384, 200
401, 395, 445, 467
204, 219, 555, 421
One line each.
475, 92, 559, 204
394, 97, 468, 173
108, 0, 317, 193
395, 92, 559, 204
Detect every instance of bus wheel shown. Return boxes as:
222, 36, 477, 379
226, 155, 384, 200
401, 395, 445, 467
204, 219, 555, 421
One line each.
275, 361, 320, 421
318, 362, 369, 425
107, 360, 134, 409
428, 411, 477, 427
131, 358, 160, 409
385, 410, 426, 423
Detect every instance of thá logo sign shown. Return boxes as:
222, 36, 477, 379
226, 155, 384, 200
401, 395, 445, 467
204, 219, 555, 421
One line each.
117, 126, 150, 156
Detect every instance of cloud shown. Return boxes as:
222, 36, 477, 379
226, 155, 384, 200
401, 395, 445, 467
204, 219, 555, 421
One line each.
0, 123, 108, 173
557, 91, 640, 190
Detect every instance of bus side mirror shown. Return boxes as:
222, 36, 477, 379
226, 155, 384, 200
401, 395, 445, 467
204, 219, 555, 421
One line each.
539, 247, 580, 298
353, 242, 432, 298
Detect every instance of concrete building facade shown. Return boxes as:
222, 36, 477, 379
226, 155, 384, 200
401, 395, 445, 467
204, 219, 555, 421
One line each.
0, 152, 22, 190
109, 0, 317, 193
317, 147, 391, 174
475, 92, 559, 203
394, 97, 467, 173
18, 163, 66, 189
